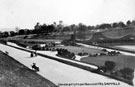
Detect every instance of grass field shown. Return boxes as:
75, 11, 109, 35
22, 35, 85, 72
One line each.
56, 46, 102, 54
81, 55, 135, 70
56, 45, 135, 70
0, 51, 57, 87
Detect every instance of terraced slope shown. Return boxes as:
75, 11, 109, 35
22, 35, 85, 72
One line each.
103, 28, 135, 39
76, 28, 135, 45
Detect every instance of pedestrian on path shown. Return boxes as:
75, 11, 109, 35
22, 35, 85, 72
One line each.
34, 50, 37, 57
30, 52, 34, 57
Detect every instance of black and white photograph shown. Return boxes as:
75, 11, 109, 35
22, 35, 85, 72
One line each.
0, 0, 135, 87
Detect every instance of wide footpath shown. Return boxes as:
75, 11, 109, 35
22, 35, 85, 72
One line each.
0, 43, 133, 87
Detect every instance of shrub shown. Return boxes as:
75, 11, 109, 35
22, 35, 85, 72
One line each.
119, 68, 134, 80
104, 61, 116, 72
78, 52, 88, 56
61, 39, 77, 46
56, 48, 75, 59
102, 49, 107, 52
15, 42, 27, 48
0, 40, 7, 44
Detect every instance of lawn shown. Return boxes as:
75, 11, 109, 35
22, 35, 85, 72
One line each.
56, 46, 135, 70
56, 46, 102, 54
81, 55, 135, 70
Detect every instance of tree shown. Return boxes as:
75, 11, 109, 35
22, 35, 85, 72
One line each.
118, 22, 125, 27
34, 22, 41, 30
70, 24, 76, 31
77, 23, 87, 40
98, 23, 112, 29
126, 20, 131, 25
88, 25, 94, 30
3, 32, 9, 37
63, 26, 70, 32
131, 20, 135, 26
10, 31, 16, 36
18, 29, 25, 35
40, 23, 47, 34
25, 29, 31, 35
70, 34, 75, 41
104, 61, 116, 71
112, 22, 118, 28
47, 24, 55, 33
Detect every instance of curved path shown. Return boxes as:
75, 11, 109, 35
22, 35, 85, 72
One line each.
76, 43, 135, 56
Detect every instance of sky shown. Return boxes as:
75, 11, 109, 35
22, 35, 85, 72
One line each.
0, 0, 135, 31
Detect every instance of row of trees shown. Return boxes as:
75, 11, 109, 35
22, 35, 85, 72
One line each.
95, 20, 135, 29
0, 20, 135, 38
0, 24, 55, 38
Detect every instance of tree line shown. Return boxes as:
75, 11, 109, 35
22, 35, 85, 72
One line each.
0, 20, 135, 38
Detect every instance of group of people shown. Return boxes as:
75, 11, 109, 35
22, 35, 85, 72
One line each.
30, 51, 37, 57
30, 51, 39, 71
